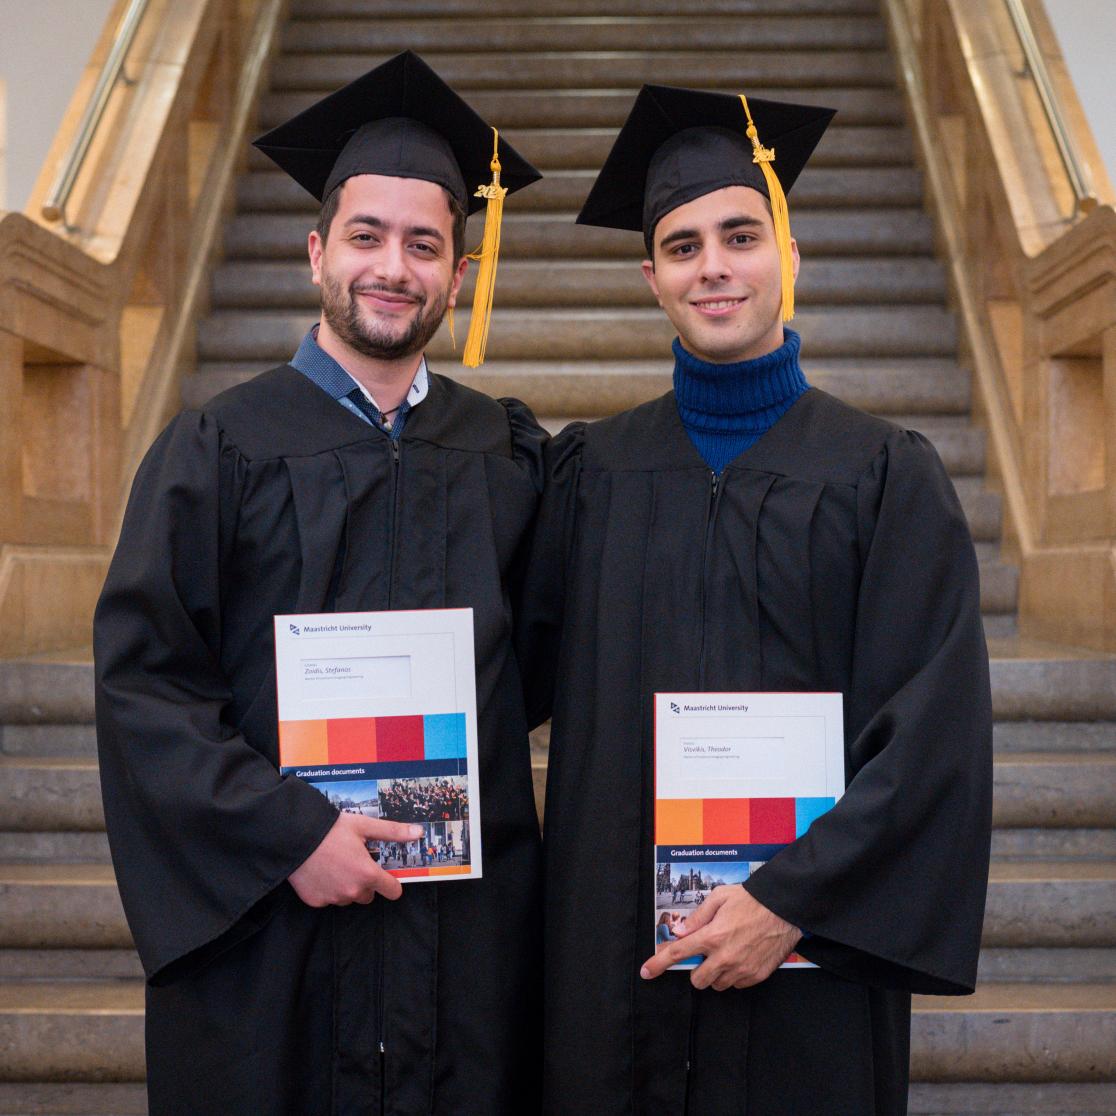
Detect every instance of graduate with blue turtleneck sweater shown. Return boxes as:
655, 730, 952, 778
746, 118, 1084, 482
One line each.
673, 328, 809, 476
519, 85, 991, 1116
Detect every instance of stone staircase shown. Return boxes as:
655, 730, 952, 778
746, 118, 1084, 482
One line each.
1, 0, 1115, 1112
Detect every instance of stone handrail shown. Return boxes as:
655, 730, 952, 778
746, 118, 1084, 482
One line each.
883, 0, 1116, 651
0, 0, 288, 657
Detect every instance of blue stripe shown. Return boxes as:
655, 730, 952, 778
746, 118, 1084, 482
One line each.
655, 844, 786, 862
283, 758, 467, 781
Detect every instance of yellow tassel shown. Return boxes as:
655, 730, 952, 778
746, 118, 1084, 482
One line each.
447, 305, 456, 351
739, 94, 795, 322
463, 127, 508, 367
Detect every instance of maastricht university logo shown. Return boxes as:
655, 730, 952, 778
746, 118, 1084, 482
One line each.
289, 624, 300, 636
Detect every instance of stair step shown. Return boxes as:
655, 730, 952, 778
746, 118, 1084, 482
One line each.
992, 829, 1116, 862
0, 982, 144, 1082
908, 1082, 1116, 1115
224, 208, 935, 261
0, 834, 109, 864
983, 861, 1116, 947
909, 983, 1116, 1082
0, 865, 129, 950
270, 50, 897, 92
247, 124, 911, 175
0, 1083, 147, 1115
239, 164, 924, 214
0, 663, 94, 727
8, 656, 1114, 736
977, 947, 1116, 984
0, 950, 142, 982
989, 646, 1116, 721
259, 86, 905, 132
0, 759, 102, 832
0, 725, 97, 758
197, 306, 958, 364
995, 722, 1116, 753
187, 357, 972, 417
978, 559, 1018, 614
5, 857, 1113, 953
279, 15, 888, 55
292, 0, 883, 14
993, 753, 1116, 827
211, 257, 946, 311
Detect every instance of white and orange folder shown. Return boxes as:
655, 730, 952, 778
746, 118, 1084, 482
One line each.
274, 608, 481, 881
653, 692, 845, 969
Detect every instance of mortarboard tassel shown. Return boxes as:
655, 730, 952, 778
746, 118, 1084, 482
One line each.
739, 94, 795, 322
463, 128, 508, 367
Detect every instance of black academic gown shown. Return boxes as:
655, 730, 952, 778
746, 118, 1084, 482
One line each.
519, 388, 992, 1116
94, 365, 546, 1116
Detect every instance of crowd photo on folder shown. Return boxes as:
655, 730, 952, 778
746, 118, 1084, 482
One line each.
91, 41, 994, 1116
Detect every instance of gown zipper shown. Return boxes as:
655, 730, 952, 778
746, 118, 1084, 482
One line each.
379, 432, 401, 1114
696, 470, 722, 690
686, 469, 722, 1114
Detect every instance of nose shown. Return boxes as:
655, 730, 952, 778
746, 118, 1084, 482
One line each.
698, 241, 731, 284
372, 236, 411, 287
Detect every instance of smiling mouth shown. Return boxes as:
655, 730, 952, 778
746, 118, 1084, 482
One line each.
691, 297, 745, 313
354, 288, 420, 309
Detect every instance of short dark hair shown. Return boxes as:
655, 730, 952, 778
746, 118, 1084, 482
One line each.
317, 181, 467, 262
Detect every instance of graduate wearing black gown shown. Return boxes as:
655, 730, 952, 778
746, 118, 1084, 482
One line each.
519, 87, 993, 1115
95, 54, 545, 1115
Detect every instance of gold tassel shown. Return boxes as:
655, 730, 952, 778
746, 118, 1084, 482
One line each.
739, 94, 795, 322
447, 305, 456, 351
463, 128, 508, 367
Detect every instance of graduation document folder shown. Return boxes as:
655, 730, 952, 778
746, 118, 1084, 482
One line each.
654, 692, 844, 969
275, 609, 481, 882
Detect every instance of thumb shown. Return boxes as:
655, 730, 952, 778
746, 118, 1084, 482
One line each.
355, 815, 424, 843
675, 888, 727, 936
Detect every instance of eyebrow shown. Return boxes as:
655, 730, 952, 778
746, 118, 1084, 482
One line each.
344, 215, 446, 242
658, 214, 765, 250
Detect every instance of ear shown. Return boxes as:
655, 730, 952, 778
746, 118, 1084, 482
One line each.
309, 229, 324, 287
447, 254, 469, 308
790, 236, 800, 281
640, 258, 663, 307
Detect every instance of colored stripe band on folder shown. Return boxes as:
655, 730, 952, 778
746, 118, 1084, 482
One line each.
655, 796, 835, 845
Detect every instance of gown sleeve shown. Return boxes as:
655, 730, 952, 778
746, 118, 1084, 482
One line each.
742, 429, 994, 995
498, 396, 549, 491
514, 422, 586, 731
94, 411, 340, 984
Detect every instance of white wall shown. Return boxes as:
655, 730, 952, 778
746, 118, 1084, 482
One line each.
1042, 0, 1116, 190
0, 0, 116, 211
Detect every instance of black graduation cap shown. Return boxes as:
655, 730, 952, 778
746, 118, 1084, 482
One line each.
252, 49, 540, 215
252, 50, 542, 365
576, 85, 834, 319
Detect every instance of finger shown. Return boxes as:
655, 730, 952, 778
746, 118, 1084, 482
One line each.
641, 928, 709, 980
375, 871, 404, 901
689, 954, 724, 991
675, 888, 728, 936
359, 817, 425, 843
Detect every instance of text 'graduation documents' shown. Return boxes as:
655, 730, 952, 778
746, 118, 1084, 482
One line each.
275, 608, 481, 882
654, 692, 844, 968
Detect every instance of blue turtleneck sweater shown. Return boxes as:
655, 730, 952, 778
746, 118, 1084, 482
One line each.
673, 329, 810, 475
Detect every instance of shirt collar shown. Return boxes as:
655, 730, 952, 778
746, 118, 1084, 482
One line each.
290, 324, 429, 411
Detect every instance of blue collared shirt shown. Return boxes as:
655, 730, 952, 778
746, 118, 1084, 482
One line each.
290, 325, 429, 439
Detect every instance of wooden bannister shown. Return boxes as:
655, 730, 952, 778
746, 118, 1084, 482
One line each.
0, 0, 287, 657
883, 0, 1116, 651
